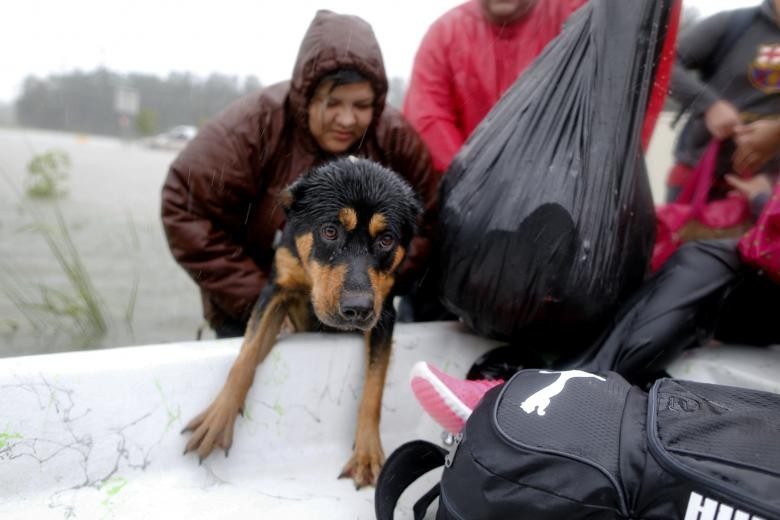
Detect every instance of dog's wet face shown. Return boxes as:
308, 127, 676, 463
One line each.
281, 158, 421, 331
293, 211, 405, 330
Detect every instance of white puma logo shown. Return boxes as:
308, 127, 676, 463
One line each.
520, 370, 606, 416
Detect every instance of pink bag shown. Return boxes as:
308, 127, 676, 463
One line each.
739, 188, 780, 284
652, 141, 751, 271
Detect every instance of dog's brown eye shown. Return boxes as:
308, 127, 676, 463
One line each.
321, 224, 339, 241
377, 233, 395, 251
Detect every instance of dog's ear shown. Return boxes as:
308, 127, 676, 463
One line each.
279, 177, 308, 214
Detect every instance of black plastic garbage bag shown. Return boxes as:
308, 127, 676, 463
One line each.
438, 0, 678, 346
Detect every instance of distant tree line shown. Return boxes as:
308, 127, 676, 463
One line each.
15, 68, 262, 137
14, 68, 409, 138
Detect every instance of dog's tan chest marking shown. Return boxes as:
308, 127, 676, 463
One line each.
274, 247, 312, 291
368, 213, 388, 238
339, 207, 358, 232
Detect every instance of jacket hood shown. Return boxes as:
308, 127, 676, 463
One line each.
289, 10, 388, 129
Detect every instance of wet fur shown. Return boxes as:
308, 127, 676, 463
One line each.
182, 157, 421, 489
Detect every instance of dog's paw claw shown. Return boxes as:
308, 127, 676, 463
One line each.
337, 467, 350, 480
339, 453, 382, 489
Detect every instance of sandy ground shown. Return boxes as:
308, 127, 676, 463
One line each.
0, 115, 678, 357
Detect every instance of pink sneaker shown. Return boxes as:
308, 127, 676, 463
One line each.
409, 361, 504, 434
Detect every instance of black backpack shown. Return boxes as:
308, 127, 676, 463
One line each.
376, 370, 780, 519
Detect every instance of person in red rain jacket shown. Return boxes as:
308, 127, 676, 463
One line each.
402, 0, 586, 174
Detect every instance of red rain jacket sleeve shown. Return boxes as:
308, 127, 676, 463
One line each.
402, 22, 465, 174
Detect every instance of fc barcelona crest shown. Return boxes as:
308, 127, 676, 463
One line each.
749, 44, 780, 93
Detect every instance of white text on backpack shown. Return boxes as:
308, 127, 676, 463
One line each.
684, 491, 764, 520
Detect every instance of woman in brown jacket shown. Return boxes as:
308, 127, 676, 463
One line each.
161, 10, 437, 337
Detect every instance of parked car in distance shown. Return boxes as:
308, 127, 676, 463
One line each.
143, 125, 197, 150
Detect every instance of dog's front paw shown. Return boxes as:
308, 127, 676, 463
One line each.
338, 433, 385, 489
181, 391, 243, 461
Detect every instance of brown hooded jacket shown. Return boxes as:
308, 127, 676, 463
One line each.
161, 10, 436, 328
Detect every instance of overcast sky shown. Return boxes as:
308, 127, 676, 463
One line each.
0, 0, 763, 103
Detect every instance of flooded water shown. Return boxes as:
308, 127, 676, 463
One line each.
0, 127, 209, 357
0, 121, 676, 358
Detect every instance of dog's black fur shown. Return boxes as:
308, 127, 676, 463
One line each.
182, 157, 421, 488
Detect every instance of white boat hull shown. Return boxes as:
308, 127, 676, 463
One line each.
2, 322, 778, 519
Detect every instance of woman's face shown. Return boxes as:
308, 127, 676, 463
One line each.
308, 80, 375, 154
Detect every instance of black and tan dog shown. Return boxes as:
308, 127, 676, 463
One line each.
182, 157, 422, 488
